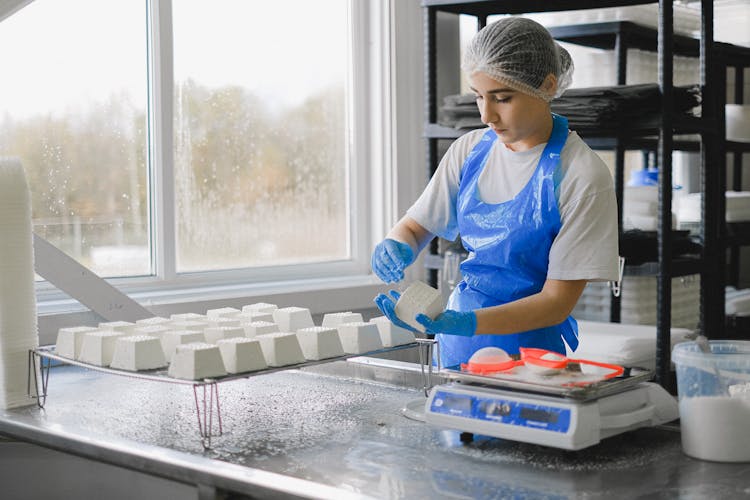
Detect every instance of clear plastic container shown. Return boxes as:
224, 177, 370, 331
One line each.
673, 341, 750, 462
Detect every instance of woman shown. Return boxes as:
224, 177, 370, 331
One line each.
372, 17, 619, 368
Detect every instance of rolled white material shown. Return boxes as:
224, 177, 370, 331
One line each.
0, 157, 39, 409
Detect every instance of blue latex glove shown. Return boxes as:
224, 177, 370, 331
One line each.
373, 290, 419, 333
416, 310, 476, 337
371, 239, 414, 283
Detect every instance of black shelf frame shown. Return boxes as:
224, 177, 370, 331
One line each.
422, 0, 729, 390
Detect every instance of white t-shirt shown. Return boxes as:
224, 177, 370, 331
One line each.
407, 128, 619, 282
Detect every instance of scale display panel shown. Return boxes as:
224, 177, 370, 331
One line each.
429, 389, 571, 433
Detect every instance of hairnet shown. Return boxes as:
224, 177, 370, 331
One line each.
462, 17, 574, 102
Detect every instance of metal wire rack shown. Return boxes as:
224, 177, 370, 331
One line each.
28, 339, 438, 448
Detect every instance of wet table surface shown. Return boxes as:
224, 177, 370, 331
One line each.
2, 361, 750, 499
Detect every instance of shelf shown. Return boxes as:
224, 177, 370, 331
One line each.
727, 141, 750, 153
582, 136, 700, 152
624, 257, 704, 277
716, 42, 750, 68
427, 115, 717, 141
427, 124, 748, 153
424, 123, 464, 140
727, 222, 750, 246
549, 21, 700, 57
422, 0, 655, 16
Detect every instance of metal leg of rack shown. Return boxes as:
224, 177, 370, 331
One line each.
193, 382, 223, 449
27, 349, 50, 409
416, 338, 438, 397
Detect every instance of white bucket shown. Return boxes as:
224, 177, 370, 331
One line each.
673, 341, 750, 462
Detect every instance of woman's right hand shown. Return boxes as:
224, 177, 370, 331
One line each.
371, 238, 414, 283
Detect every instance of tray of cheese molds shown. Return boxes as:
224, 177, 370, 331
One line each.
29, 340, 429, 387
440, 347, 654, 401
28, 339, 436, 449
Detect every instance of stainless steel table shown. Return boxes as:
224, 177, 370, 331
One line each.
1, 359, 749, 499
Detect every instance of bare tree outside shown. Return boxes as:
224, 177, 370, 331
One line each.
0, 0, 350, 278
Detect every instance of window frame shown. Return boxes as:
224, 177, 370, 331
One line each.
33, 0, 402, 317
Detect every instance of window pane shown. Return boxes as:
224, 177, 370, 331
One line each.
173, 0, 350, 272
0, 0, 150, 278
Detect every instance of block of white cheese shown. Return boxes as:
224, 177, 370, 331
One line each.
272, 307, 314, 332
160, 330, 206, 361
321, 312, 364, 328
205, 316, 242, 328
204, 325, 246, 344
98, 321, 138, 335
217, 338, 267, 374
168, 343, 227, 380
236, 311, 275, 323
255, 332, 306, 367
296, 327, 345, 360
170, 312, 207, 321
55, 326, 98, 359
78, 331, 126, 366
242, 302, 278, 314
242, 321, 279, 338
206, 307, 241, 319
133, 325, 170, 338
110, 335, 167, 371
336, 322, 384, 354
370, 316, 417, 347
394, 281, 443, 332
135, 316, 171, 326
168, 320, 207, 332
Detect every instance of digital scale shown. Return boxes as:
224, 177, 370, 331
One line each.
422, 367, 679, 450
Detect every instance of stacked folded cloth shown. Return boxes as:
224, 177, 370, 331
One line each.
0, 158, 39, 409
726, 287, 750, 317
439, 84, 701, 133
677, 191, 750, 224
568, 320, 694, 371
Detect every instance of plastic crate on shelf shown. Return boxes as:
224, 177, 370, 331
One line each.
572, 274, 700, 330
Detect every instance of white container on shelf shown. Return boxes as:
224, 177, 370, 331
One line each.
715, 0, 750, 47
572, 275, 701, 330
726, 105, 750, 142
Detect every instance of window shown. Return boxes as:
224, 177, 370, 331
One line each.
172, 0, 349, 272
0, 0, 376, 296
0, 0, 150, 278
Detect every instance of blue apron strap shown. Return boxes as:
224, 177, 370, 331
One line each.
459, 128, 497, 185
543, 114, 579, 353
537, 113, 568, 177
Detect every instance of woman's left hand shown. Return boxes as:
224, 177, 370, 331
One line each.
416, 310, 476, 337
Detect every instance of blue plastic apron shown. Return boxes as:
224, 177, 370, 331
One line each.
438, 113, 579, 368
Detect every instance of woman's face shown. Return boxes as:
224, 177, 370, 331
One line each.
468, 71, 554, 151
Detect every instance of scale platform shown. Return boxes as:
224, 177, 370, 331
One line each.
423, 366, 679, 450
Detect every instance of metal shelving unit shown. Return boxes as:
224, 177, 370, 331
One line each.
422, 0, 726, 390
720, 43, 750, 287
